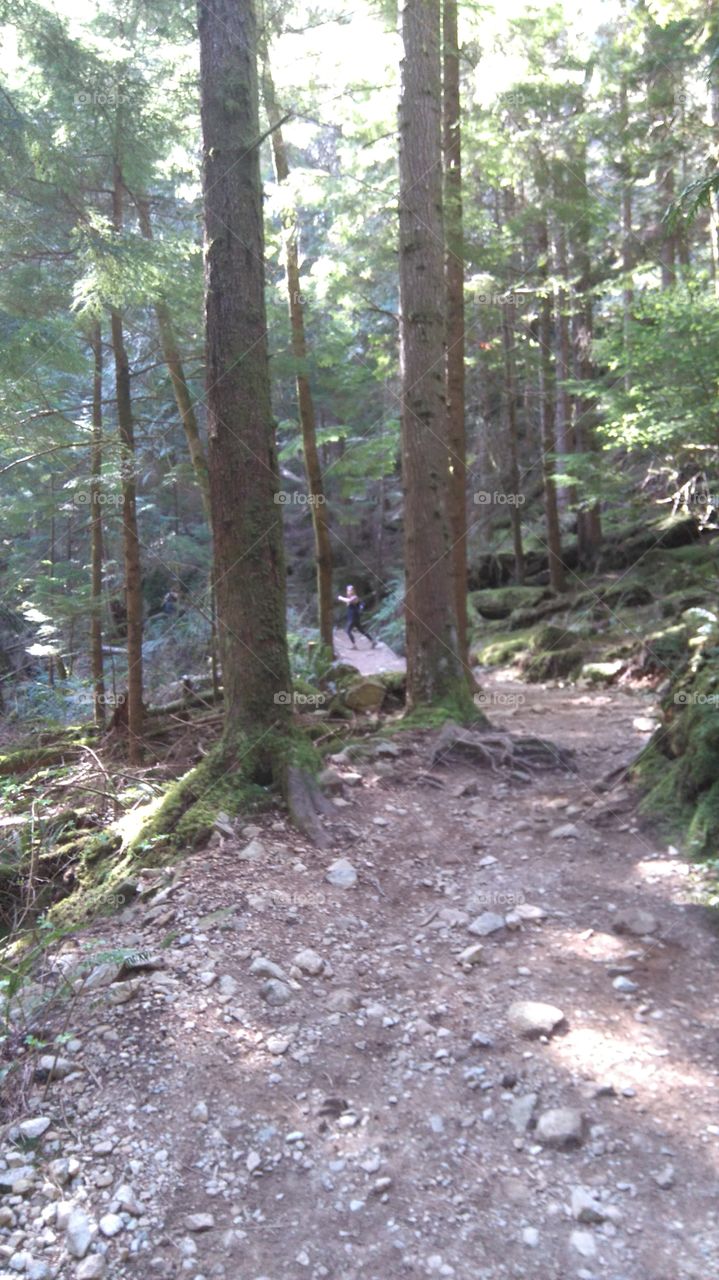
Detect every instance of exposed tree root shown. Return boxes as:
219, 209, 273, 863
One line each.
430, 721, 575, 775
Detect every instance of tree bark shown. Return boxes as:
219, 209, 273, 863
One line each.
568, 130, 602, 563
111, 164, 144, 763
538, 219, 565, 594
89, 322, 106, 728
659, 159, 676, 288
258, 18, 334, 653
198, 0, 293, 771
554, 222, 574, 514
399, 0, 467, 711
442, 0, 469, 674
620, 80, 634, 388
500, 299, 525, 584
135, 198, 212, 523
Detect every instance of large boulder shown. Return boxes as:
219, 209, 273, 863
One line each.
343, 677, 386, 713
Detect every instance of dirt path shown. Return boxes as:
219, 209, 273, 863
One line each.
333, 628, 406, 675
5, 674, 719, 1280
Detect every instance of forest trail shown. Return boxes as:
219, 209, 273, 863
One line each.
332, 628, 406, 675
8, 674, 719, 1280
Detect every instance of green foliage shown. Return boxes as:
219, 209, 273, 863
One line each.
596, 281, 719, 456
369, 579, 405, 655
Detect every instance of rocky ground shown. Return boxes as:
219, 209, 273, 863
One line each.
1, 670, 718, 1280
332, 629, 406, 675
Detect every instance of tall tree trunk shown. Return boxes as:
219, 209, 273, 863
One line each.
554, 223, 574, 513
442, 0, 469, 675
710, 58, 719, 296
620, 81, 634, 388
111, 163, 144, 763
258, 23, 334, 652
538, 220, 565, 595
198, 0, 293, 769
89, 322, 106, 727
135, 198, 212, 522
659, 159, 676, 288
569, 130, 602, 564
399, 0, 467, 711
500, 299, 525, 584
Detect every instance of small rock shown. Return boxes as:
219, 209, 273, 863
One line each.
507, 1000, 565, 1039
457, 943, 484, 966
549, 823, 579, 839
76, 1257, 106, 1280
292, 949, 325, 977
371, 1176, 392, 1196
571, 1186, 607, 1223
266, 1036, 291, 1055
191, 1101, 209, 1123
246, 1151, 261, 1173
325, 859, 357, 889
99, 1212, 123, 1237
326, 988, 360, 1013
184, 1213, 215, 1232
260, 979, 292, 1006
0, 1167, 35, 1192
109, 979, 142, 1005
80, 962, 122, 991
536, 1107, 584, 1148
115, 1184, 143, 1216
249, 957, 287, 981
522, 1227, 539, 1248
613, 975, 639, 993
27, 1261, 52, 1280
509, 1092, 538, 1134
570, 1229, 596, 1259
66, 1208, 96, 1259
613, 907, 658, 937
238, 838, 266, 863
34, 1055, 74, 1082
467, 912, 505, 937
217, 974, 239, 1000
653, 1164, 675, 1189
18, 1117, 51, 1141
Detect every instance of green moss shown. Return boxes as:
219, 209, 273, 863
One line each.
645, 624, 690, 672
531, 624, 575, 653
474, 631, 532, 667
131, 753, 269, 860
401, 683, 488, 730
470, 585, 548, 621
523, 644, 585, 683
0, 747, 74, 778
686, 779, 719, 860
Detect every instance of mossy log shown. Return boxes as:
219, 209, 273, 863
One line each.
0, 746, 77, 777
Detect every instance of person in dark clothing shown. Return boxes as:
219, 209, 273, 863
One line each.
338, 584, 376, 648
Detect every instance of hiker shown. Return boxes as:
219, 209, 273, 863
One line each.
338, 584, 376, 648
